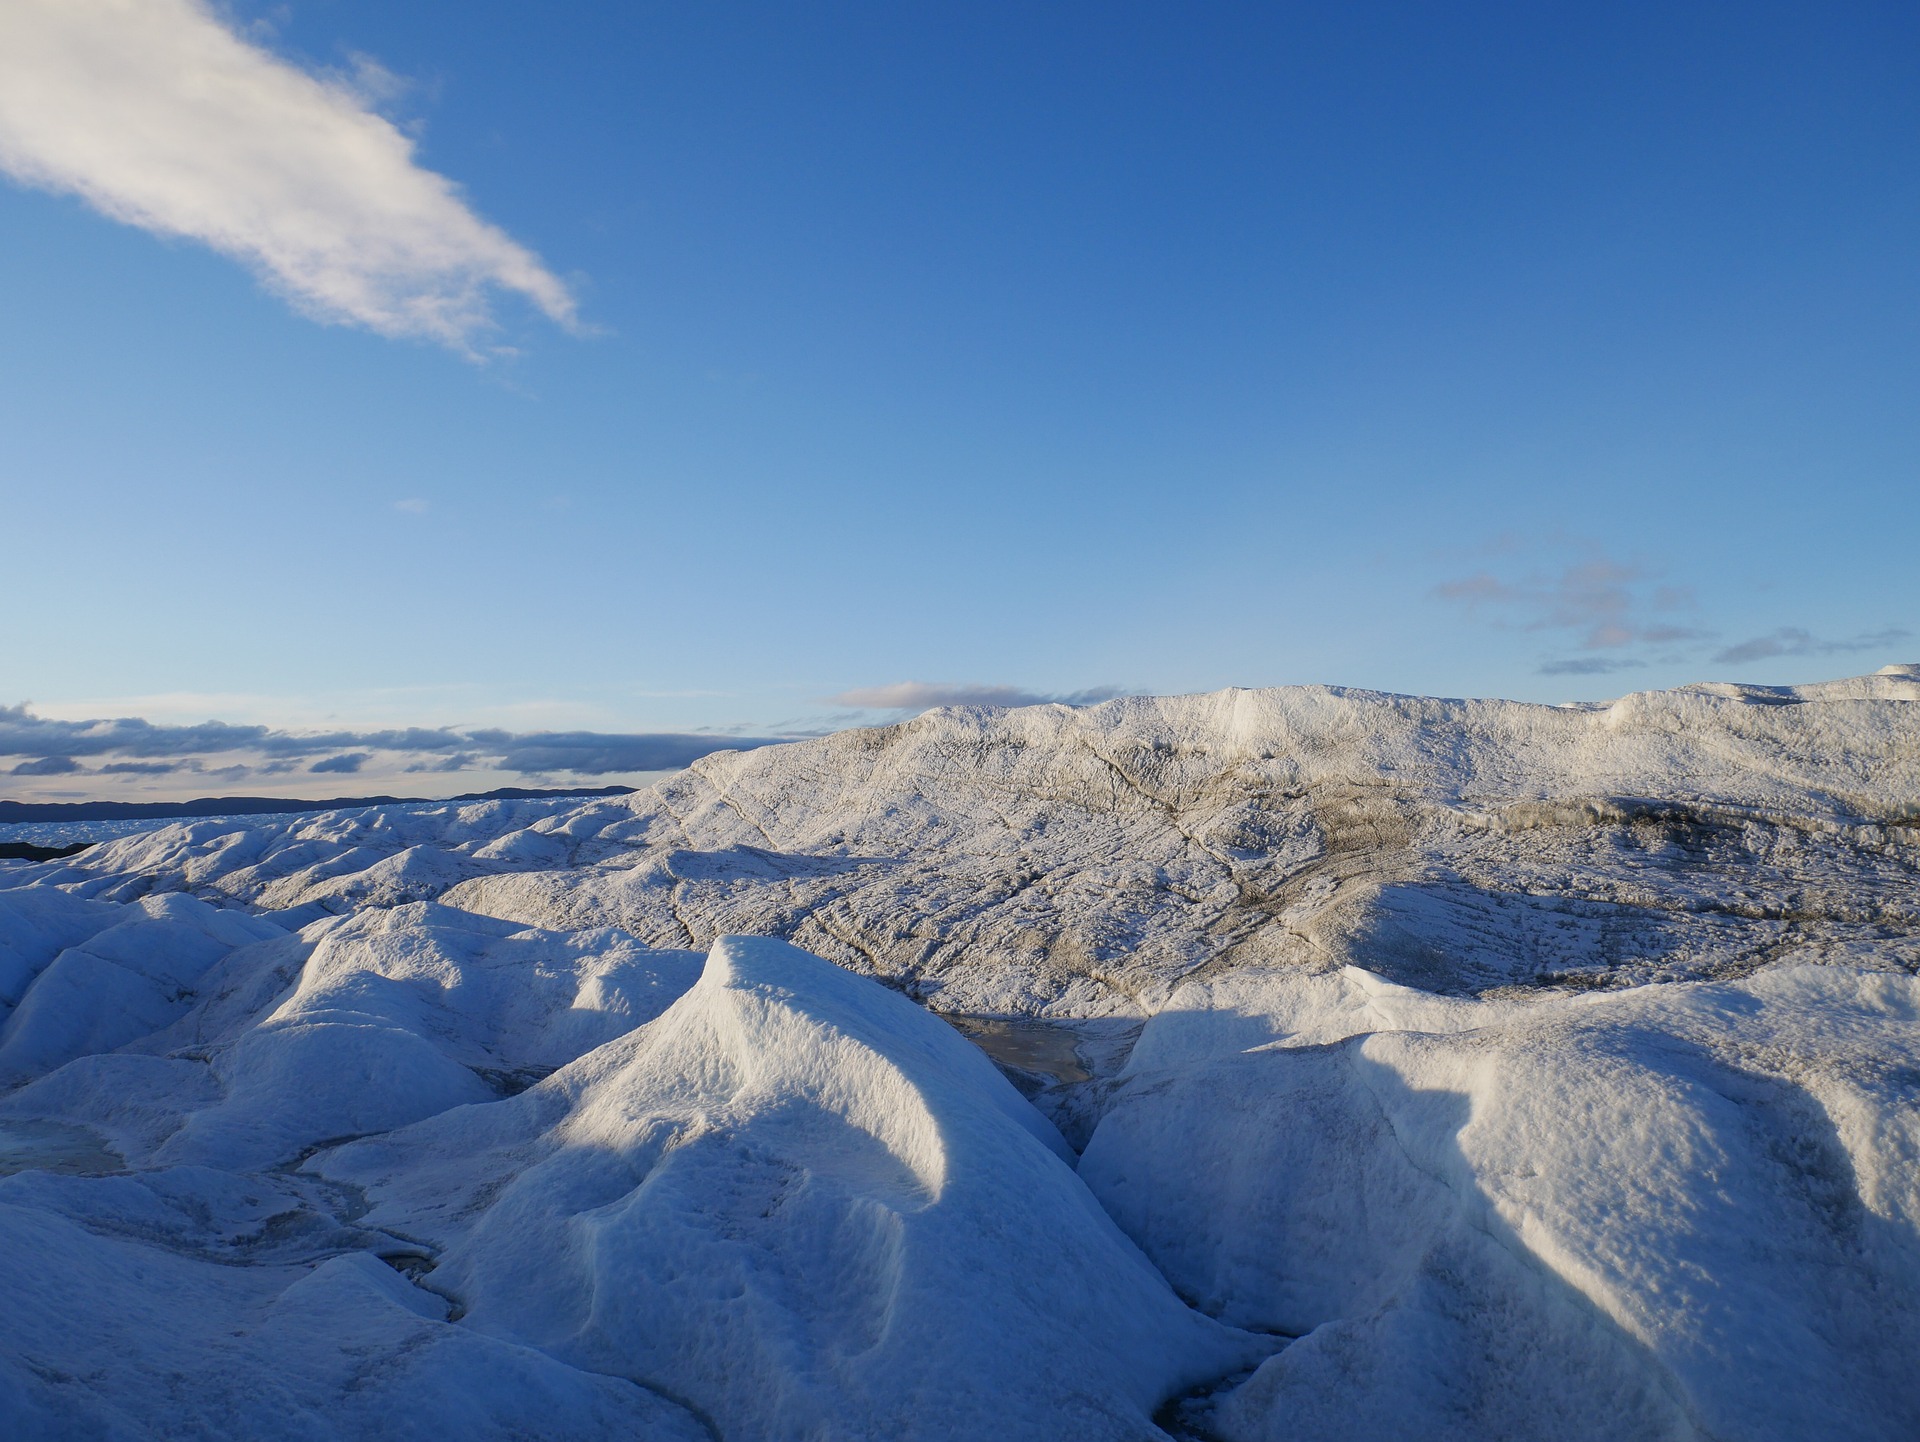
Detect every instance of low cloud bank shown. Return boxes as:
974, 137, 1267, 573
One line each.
0, 704, 788, 789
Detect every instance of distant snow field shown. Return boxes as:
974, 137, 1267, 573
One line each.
2, 668, 1918, 1439
0, 802, 469, 851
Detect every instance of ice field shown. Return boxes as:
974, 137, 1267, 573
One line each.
3, 667, 1918, 1439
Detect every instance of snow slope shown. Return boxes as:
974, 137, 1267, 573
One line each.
0, 667, 1914, 1438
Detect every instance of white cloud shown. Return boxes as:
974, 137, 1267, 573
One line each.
0, 0, 577, 352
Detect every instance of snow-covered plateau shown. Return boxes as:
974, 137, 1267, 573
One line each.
2, 667, 1918, 1439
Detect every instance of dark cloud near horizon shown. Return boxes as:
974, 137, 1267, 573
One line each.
9, 755, 82, 776
0, 705, 273, 760
404, 753, 482, 774
0, 704, 498, 762
828, 681, 1125, 710
1713, 626, 1911, 667
0, 703, 793, 780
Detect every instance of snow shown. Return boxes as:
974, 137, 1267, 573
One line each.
0, 668, 1914, 1437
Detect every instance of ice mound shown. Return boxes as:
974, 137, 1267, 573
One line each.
320, 935, 1267, 1441
1081, 963, 1920, 1440
0, 902, 706, 1172
0, 887, 285, 1083
161, 903, 704, 1169
0, 1200, 710, 1440
0, 901, 727, 1437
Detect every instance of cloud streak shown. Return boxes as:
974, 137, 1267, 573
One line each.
1713, 626, 1911, 667
1536, 657, 1645, 677
8, 756, 82, 777
0, 0, 576, 351
309, 752, 370, 775
828, 681, 1124, 711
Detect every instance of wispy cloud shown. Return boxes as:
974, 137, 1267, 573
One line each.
97, 760, 197, 776
1438, 540, 1911, 681
1713, 626, 1911, 667
1536, 657, 1646, 677
1434, 555, 1703, 652
1431, 540, 1714, 678
0, 0, 576, 352
827, 681, 1125, 711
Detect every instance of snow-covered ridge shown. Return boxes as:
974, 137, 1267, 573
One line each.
1, 668, 1916, 1437
20, 667, 1916, 1014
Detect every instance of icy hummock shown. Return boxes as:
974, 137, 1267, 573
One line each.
0, 668, 1917, 1437
1084, 963, 1920, 1440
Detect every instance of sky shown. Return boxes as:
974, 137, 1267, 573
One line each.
1, 0, 1916, 802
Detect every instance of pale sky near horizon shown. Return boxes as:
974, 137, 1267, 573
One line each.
1, 0, 1916, 801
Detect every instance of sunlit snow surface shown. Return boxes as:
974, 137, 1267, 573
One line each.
2, 669, 1918, 1438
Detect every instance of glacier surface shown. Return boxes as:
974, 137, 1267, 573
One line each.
1, 667, 1917, 1438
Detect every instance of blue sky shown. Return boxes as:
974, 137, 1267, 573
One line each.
1, 1, 1915, 799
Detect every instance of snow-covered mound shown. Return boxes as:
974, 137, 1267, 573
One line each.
0, 886, 287, 1084
0, 893, 724, 1436
1082, 963, 1920, 1440
319, 936, 1266, 1441
0, 667, 1915, 1437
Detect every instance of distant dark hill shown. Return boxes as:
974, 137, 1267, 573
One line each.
0, 840, 93, 862
0, 784, 635, 825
